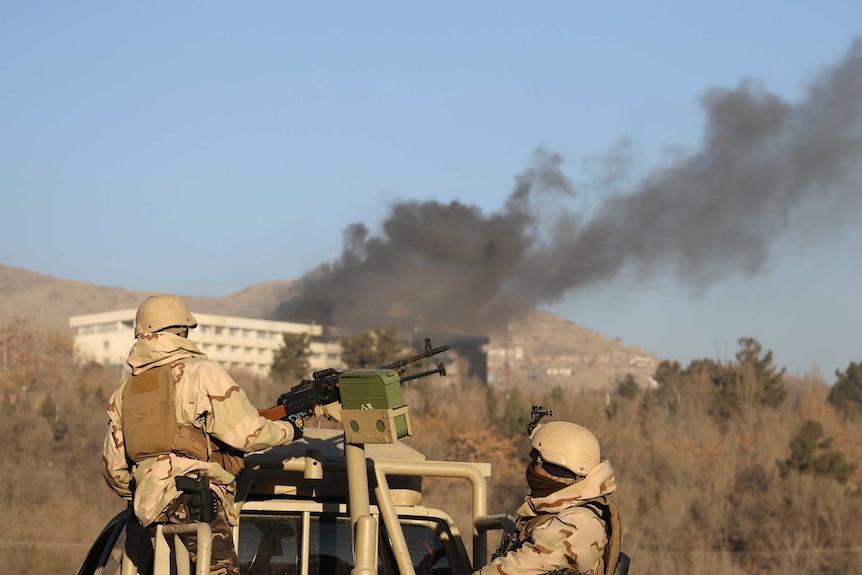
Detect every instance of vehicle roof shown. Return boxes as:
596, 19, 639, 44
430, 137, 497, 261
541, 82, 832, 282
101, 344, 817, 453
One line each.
241, 427, 426, 505
250, 427, 427, 462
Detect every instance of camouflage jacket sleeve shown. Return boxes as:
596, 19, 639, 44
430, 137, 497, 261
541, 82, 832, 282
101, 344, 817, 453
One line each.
101, 385, 133, 500
475, 508, 606, 575
188, 360, 298, 451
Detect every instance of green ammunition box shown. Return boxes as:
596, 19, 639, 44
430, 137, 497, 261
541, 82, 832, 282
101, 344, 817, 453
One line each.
339, 369, 410, 440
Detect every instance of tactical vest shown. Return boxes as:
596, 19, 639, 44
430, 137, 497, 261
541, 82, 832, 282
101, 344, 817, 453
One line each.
121, 360, 244, 475
501, 496, 627, 575
581, 497, 627, 575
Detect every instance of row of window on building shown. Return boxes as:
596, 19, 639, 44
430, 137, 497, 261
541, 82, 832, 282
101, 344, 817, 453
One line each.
197, 342, 337, 361
77, 322, 128, 335
197, 325, 293, 340
75, 321, 303, 343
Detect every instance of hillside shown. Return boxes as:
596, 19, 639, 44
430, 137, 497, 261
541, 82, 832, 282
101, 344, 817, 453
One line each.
485, 309, 657, 392
0, 264, 299, 328
0, 263, 657, 390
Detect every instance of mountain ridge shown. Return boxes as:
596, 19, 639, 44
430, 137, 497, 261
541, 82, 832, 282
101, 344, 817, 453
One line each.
0, 263, 658, 390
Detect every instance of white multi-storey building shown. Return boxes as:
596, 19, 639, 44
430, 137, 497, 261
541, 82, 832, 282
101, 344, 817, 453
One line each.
69, 309, 344, 377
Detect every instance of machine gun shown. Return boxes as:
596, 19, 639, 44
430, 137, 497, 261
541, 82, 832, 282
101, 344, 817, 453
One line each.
258, 337, 449, 427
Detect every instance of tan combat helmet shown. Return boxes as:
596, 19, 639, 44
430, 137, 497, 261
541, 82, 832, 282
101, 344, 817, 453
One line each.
134, 294, 198, 337
530, 421, 601, 478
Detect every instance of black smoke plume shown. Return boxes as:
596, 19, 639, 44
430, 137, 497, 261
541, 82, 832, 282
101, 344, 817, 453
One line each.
278, 39, 862, 333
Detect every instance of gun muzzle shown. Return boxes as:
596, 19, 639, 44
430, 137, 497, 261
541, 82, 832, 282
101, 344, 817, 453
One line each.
401, 362, 446, 382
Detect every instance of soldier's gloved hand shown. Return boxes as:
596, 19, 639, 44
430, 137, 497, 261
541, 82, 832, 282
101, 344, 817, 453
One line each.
284, 412, 305, 439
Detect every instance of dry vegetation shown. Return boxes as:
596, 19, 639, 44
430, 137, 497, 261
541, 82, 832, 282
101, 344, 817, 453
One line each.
399, 362, 862, 575
2, 319, 861, 575
0, 319, 126, 575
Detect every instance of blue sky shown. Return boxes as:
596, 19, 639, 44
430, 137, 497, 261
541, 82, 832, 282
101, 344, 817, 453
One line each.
1, 2, 860, 376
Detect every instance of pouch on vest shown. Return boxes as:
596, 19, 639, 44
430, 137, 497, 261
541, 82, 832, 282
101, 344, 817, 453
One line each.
122, 362, 208, 463
210, 439, 245, 476
123, 365, 181, 461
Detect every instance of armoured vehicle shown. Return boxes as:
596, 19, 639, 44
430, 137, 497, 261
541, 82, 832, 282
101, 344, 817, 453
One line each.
77, 344, 513, 575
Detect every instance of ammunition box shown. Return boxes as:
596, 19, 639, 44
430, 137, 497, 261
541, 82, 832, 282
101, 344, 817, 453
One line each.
339, 369, 410, 441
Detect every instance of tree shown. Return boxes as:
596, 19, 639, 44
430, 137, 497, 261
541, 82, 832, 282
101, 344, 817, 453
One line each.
607, 373, 640, 420
653, 359, 684, 394
733, 337, 787, 408
777, 419, 856, 483
39, 393, 57, 421
500, 389, 529, 437
642, 358, 715, 416
373, 326, 402, 364
828, 362, 862, 418
270, 332, 311, 383
340, 326, 401, 368
712, 338, 786, 417
488, 388, 531, 452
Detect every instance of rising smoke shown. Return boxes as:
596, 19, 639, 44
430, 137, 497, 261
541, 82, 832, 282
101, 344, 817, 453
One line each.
278, 39, 862, 334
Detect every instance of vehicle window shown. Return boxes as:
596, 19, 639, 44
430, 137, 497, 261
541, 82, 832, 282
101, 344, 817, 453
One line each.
239, 514, 301, 575
239, 513, 454, 575
384, 520, 453, 575
309, 516, 363, 575
240, 514, 371, 575
240, 514, 402, 575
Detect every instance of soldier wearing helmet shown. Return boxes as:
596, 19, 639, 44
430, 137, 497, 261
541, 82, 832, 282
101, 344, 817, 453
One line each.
102, 295, 304, 575
476, 420, 624, 575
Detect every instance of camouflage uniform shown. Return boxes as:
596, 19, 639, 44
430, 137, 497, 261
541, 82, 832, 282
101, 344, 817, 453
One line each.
476, 460, 617, 575
102, 332, 300, 575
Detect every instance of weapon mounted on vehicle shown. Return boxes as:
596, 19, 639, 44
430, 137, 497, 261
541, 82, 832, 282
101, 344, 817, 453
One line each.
258, 337, 449, 428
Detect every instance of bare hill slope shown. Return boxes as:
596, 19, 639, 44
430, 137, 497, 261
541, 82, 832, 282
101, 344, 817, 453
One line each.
0, 264, 298, 328
485, 309, 658, 393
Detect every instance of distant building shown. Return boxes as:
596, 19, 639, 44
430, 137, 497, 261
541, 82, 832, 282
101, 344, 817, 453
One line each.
69, 309, 343, 377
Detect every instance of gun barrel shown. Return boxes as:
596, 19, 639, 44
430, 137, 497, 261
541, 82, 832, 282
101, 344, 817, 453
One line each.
260, 337, 451, 422
401, 362, 446, 382
380, 344, 450, 371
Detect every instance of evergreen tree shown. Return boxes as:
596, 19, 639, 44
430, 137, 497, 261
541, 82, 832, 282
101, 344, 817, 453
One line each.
340, 332, 376, 368
270, 332, 311, 383
617, 373, 640, 399
712, 338, 786, 417
608, 373, 640, 419
777, 419, 856, 483
828, 361, 862, 418
340, 326, 401, 368
39, 393, 56, 421
653, 359, 684, 393
494, 388, 531, 450
733, 337, 787, 408
372, 326, 402, 364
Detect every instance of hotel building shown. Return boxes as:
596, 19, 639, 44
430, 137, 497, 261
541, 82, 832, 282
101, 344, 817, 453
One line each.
69, 309, 344, 377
